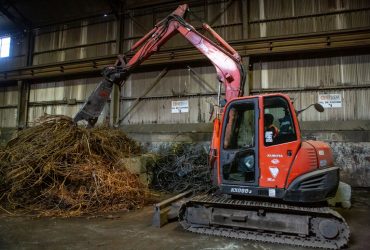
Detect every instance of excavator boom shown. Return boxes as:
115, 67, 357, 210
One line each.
73, 4, 245, 127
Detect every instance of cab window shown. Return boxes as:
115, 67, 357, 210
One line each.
223, 102, 255, 150
264, 96, 296, 146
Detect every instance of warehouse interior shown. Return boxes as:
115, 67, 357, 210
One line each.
0, 0, 370, 249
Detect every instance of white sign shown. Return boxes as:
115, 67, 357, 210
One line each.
318, 93, 342, 108
269, 167, 279, 178
171, 100, 189, 113
265, 131, 273, 143
268, 188, 276, 197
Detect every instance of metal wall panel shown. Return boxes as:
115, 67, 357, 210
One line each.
0, 86, 18, 106
121, 96, 212, 125
123, 0, 243, 52
3, 0, 370, 68
27, 104, 109, 125
28, 77, 109, 124
122, 66, 218, 98
249, 0, 370, 38
253, 54, 370, 89
120, 65, 218, 124
252, 54, 370, 121
33, 20, 116, 65
250, 89, 369, 122
0, 108, 17, 127
0, 85, 18, 127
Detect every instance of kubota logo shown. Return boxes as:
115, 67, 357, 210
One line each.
271, 159, 280, 164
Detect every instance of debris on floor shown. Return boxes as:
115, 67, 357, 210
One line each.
0, 115, 151, 216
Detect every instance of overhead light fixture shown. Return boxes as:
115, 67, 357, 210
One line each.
103, 14, 108, 17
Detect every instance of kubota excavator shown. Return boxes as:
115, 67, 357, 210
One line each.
74, 4, 350, 249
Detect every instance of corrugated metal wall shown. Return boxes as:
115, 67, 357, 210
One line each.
121, 66, 217, 124
252, 54, 370, 121
249, 0, 370, 38
28, 78, 109, 125
0, 85, 18, 127
33, 20, 117, 65
122, 0, 243, 51
1, 0, 370, 70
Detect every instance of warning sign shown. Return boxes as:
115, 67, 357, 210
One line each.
171, 100, 189, 113
318, 93, 342, 108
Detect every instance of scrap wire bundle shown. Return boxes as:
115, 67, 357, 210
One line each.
152, 144, 213, 193
0, 115, 149, 216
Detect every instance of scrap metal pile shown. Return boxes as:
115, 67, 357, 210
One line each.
0, 115, 150, 216
151, 144, 213, 193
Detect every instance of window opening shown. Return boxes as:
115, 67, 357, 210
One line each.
0, 37, 11, 58
264, 96, 297, 146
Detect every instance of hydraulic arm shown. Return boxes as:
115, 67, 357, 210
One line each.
73, 4, 245, 127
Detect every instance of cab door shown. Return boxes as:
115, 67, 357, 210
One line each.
219, 97, 259, 187
259, 95, 301, 190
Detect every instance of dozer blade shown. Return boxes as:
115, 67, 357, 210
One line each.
152, 190, 193, 228
179, 194, 350, 249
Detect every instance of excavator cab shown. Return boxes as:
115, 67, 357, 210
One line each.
219, 94, 299, 194
218, 93, 338, 202
217, 93, 340, 203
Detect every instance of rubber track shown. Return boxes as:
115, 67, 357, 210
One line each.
179, 194, 350, 249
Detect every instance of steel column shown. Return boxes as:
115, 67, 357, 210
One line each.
241, 0, 249, 39
16, 80, 30, 128
110, 2, 124, 126
242, 56, 250, 96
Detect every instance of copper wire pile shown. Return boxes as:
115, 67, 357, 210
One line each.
151, 144, 213, 193
0, 115, 149, 216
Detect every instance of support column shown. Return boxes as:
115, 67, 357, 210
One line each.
110, 84, 120, 126
242, 56, 251, 96
26, 30, 34, 66
17, 29, 33, 129
241, 0, 249, 39
110, 1, 124, 126
16, 80, 30, 129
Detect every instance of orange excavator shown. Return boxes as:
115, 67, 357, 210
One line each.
74, 4, 350, 249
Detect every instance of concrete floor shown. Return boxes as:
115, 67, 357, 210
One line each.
0, 189, 369, 250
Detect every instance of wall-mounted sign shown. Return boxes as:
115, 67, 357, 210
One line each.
318, 93, 342, 108
171, 100, 189, 113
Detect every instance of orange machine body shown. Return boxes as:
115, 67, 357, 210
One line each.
213, 93, 338, 202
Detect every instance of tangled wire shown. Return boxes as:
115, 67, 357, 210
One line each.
0, 115, 150, 216
151, 144, 213, 193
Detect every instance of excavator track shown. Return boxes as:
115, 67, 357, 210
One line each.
179, 194, 350, 249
